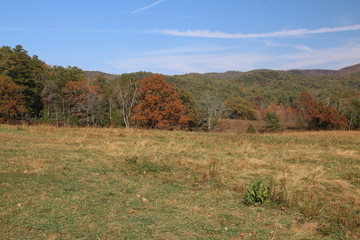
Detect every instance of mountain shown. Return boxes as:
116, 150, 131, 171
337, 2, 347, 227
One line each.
338, 64, 360, 75
85, 64, 360, 82
287, 64, 360, 77
84, 64, 360, 105
85, 71, 118, 81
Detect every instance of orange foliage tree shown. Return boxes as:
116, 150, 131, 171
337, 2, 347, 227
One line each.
296, 92, 348, 130
0, 76, 27, 123
130, 75, 189, 130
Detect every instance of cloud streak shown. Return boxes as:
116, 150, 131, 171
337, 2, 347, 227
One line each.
264, 41, 313, 52
111, 43, 360, 74
156, 24, 360, 39
0, 27, 134, 33
131, 0, 166, 14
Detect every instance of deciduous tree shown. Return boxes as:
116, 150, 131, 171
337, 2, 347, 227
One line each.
0, 76, 27, 123
225, 96, 256, 120
296, 92, 348, 130
131, 75, 188, 130
63, 80, 104, 126
176, 87, 199, 130
113, 76, 139, 128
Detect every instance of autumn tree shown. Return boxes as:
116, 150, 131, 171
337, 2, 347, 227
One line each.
296, 92, 348, 130
131, 75, 188, 130
63, 80, 104, 126
42, 66, 86, 126
0, 76, 27, 123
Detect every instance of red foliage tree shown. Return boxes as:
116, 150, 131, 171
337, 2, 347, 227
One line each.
296, 92, 348, 130
130, 75, 189, 130
0, 76, 27, 123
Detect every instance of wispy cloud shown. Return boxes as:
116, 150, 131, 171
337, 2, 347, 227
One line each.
156, 24, 360, 39
264, 41, 313, 52
131, 0, 166, 14
111, 53, 271, 74
139, 45, 233, 56
0, 27, 133, 33
111, 43, 360, 74
279, 43, 360, 69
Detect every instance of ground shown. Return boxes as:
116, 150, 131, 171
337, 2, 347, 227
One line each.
0, 124, 359, 239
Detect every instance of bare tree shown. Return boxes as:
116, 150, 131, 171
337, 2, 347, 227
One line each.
113, 78, 138, 128
201, 93, 228, 131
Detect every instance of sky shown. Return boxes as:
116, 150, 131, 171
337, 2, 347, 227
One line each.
1, 0, 360, 75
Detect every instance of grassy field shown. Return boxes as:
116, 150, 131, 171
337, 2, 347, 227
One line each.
0, 124, 359, 239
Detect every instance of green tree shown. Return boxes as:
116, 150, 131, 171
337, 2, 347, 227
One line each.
176, 87, 199, 130
263, 112, 282, 132
225, 96, 256, 120
246, 124, 257, 134
41, 66, 86, 126
0, 45, 47, 118
346, 96, 360, 130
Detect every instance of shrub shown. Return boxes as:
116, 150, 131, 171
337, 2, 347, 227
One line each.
244, 178, 271, 205
246, 124, 257, 134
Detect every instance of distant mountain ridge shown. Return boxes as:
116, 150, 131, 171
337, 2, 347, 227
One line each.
287, 64, 360, 77
84, 63, 360, 108
85, 63, 360, 80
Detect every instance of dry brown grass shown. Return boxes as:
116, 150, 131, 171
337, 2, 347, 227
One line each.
1, 124, 359, 239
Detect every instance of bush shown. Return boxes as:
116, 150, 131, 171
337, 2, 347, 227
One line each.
246, 124, 257, 134
244, 178, 271, 205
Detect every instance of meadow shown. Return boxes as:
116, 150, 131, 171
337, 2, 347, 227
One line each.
0, 124, 359, 239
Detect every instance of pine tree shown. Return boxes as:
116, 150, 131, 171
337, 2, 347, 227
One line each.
246, 124, 257, 134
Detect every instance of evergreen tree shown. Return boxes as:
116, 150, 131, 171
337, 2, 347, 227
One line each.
264, 112, 282, 132
246, 124, 257, 134
0, 45, 47, 118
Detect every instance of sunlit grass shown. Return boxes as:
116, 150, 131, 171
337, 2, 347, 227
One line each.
0, 124, 359, 239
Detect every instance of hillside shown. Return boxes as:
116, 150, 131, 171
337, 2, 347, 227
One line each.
85, 64, 360, 105
85, 63, 360, 81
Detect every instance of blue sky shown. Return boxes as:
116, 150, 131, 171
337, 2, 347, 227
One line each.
1, 0, 360, 74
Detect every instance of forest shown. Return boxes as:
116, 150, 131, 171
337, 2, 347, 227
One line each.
1, 45, 360, 131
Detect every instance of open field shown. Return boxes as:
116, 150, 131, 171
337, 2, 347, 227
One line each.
0, 124, 359, 239
219, 119, 297, 133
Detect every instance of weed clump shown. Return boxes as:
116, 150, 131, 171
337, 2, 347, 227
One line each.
244, 178, 271, 205
125, 156, 171, 173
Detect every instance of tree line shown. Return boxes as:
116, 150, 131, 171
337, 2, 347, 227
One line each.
1, 45, 360, 131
